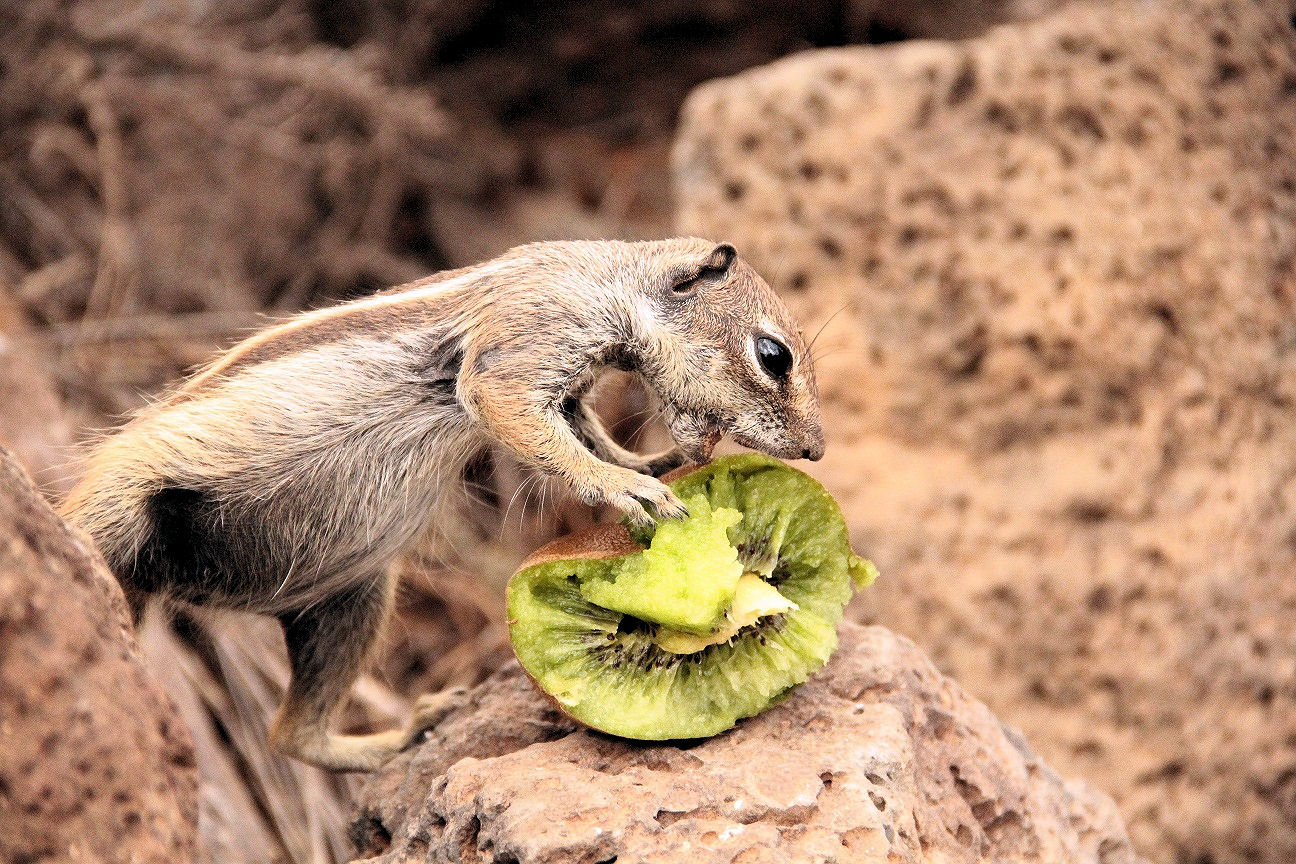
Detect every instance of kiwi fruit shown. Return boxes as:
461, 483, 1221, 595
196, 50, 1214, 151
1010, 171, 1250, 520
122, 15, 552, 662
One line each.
507, 454, 876, 740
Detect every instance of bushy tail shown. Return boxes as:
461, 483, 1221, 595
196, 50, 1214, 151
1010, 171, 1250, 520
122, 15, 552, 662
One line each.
60, 459, 159, 588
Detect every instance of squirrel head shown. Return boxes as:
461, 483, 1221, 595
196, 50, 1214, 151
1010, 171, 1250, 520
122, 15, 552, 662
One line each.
631, 238, 825, 465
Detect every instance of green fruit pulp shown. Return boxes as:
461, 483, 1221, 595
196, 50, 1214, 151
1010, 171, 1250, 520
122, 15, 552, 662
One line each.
578, 493, 743, 635
507, 454, 875, 740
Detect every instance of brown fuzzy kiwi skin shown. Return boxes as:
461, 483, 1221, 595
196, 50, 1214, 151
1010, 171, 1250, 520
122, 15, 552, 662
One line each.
659, 461, 706, 486
512, 461, 707, 572
508, 462, 711, 731
514, 522, 642, 572
517, 666, 592, 732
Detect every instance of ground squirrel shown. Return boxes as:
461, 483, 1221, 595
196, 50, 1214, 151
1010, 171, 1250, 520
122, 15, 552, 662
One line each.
60, 237, 825, 771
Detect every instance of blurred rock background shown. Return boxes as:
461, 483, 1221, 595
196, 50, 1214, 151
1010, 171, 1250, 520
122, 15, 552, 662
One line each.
0, 0, 1292, 862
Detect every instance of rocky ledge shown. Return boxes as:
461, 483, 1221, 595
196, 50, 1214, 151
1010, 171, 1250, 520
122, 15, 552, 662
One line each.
0, 448, 198, 864
354, 622, 1141, 863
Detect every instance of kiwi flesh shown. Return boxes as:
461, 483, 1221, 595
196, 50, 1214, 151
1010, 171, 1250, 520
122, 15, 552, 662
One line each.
506, 454, 877, 740
577, 493, 744, 635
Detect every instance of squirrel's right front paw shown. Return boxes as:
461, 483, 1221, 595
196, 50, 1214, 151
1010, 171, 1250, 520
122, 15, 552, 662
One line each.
582, 467, 689, 527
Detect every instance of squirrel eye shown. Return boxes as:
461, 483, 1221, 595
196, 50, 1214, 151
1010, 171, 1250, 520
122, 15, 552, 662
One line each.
756, 336, 792, 380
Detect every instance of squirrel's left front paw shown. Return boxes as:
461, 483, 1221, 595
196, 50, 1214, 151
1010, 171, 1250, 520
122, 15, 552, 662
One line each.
586, 467, 689, 527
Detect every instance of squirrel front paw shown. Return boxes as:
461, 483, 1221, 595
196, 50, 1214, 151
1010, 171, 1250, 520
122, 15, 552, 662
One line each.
579, 465, 689, 527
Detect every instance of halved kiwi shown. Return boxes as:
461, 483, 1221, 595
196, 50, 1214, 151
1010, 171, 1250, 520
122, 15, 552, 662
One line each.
506, 454, 877, 740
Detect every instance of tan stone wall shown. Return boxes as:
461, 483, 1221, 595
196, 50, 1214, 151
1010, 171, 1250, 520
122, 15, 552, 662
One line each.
673, 2, 1296, 861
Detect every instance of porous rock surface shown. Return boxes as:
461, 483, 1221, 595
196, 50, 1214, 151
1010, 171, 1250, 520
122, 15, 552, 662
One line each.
354, 623, 1138, 864
0, 447, 198, 863
673, 2, 1296, 863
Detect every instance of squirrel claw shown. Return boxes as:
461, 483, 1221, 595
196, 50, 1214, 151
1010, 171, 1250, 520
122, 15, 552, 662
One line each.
591, 467, 688, 525
402, 685, 472, 749
647, 492, 689, 521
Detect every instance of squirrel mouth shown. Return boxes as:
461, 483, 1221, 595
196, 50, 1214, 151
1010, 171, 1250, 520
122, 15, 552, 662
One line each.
688, 427, 722, 463
732, 431, 803, 460
663, 404, 723, 463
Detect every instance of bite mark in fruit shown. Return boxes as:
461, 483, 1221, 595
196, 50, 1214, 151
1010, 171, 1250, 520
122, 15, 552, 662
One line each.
577, 493, 743, 635
654, 572, 799, 655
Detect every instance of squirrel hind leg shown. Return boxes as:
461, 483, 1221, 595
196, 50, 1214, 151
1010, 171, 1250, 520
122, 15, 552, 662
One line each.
270, 574, 403, 772
268, 571, 470, 772
272, 686, 472, 772
270, 719, 407, 773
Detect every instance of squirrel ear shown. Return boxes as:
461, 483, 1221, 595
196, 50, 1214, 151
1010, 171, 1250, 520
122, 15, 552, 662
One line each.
670, 243, 737, 296
702, 243, 737, 274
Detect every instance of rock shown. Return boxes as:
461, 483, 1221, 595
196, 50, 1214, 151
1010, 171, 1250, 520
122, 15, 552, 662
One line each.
0, 447, 198, 864
672, 2, 1296, 863
353, 623, 1138, 863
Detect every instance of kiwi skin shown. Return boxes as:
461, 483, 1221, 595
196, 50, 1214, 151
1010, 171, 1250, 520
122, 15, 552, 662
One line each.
515, 522, 643, 572
506, 460, 741, 572
507, 454, 867, 740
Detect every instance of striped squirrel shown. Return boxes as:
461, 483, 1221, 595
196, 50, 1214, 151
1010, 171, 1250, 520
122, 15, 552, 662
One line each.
60, 237, 825, 771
